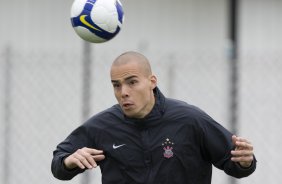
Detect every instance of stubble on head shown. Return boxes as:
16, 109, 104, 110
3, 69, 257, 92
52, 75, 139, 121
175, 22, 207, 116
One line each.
111, 51, 152, 78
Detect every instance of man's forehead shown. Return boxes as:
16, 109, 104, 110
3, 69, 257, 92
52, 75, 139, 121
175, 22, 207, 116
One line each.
110, 63, 143, 81
111, 52, 152, 80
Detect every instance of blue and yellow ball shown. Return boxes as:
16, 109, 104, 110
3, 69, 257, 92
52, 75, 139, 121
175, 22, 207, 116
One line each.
71, 0, 124, 43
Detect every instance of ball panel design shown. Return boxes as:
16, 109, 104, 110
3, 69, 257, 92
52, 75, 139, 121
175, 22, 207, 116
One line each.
71, 0, 87, 17
70, 0, 124, 43
74, 27, 106, 43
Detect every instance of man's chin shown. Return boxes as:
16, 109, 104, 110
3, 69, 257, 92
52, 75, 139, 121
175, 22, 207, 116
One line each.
123, 111, 135, 118
123, 110, 141, 119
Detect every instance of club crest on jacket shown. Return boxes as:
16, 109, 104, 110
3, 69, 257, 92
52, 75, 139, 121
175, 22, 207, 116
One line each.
162, 138, 174, 158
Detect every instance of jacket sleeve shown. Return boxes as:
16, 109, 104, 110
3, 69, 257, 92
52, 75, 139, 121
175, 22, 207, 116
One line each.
223, 155, 257, 178
198, 112, 257, 178
51, 125, 91, 180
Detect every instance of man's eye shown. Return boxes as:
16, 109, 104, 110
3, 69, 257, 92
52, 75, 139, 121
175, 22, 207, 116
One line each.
129, 80, 137, 85
113, 83, 120, 88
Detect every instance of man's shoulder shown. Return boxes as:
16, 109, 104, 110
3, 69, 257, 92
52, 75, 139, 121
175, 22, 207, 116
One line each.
163, 98, 218, 131
97, 104, 122, 118
84, 104, 123, 128
165, 98, 208, 118
166, 98, 200, 111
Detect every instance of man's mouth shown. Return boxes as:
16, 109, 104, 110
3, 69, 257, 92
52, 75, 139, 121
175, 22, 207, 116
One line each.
122, 102, 133, 109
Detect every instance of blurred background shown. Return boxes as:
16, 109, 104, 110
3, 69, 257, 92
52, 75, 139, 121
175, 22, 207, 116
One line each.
0, 0, 281, 184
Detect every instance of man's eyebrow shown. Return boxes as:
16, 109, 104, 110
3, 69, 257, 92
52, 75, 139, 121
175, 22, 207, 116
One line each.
111, 75, 138, 83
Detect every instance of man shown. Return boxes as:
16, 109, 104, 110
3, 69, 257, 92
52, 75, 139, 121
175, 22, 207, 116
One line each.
51, 51, 256, 183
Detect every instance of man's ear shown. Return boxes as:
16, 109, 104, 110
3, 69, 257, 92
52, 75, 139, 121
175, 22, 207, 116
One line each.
150, 75, 157, 89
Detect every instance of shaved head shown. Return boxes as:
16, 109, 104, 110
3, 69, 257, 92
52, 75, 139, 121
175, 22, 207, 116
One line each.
111, 51, 152, 77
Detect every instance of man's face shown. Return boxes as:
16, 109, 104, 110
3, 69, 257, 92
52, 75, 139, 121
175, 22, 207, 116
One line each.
110, 62, 157, 118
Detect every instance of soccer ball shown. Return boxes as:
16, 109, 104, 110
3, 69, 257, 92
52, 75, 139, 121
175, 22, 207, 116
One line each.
70, 0, 124, 43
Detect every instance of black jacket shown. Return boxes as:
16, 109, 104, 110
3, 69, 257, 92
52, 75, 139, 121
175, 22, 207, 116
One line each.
51, 87, 256, 184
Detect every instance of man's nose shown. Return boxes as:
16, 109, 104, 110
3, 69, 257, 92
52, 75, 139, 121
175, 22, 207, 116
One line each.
121, 85, 129, 98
